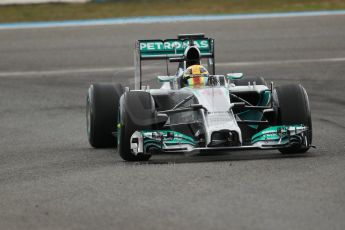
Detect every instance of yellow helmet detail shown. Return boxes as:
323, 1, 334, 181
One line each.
183, 65, 209, 87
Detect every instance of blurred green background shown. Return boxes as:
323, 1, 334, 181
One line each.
0, 0, 345, 23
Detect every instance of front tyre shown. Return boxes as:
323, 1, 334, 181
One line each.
86, 83, 124, 148
118, 91, 155, 161
274, 84, 312, 154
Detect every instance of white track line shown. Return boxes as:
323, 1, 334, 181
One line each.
0, 66, 132, 77
217, 57, 345, 66
0, 57, 344, 77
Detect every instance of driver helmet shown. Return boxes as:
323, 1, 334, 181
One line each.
183, 65, 209, 87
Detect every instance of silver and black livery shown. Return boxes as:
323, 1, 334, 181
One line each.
86, 34, 312, 161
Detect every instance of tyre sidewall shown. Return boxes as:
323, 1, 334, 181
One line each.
274, 84, 312, 153
87, 83, 123, 148
118, 91, 154, 161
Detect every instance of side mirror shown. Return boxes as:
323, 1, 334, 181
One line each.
226, 73, 244, 80
157, 75, 175, 83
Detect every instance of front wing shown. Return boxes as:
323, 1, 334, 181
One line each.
130, 125, 310, 155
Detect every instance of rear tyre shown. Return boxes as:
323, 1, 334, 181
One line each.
86, 83, 124, 148
118, 91, 155, 161
273, 84, 312, 154
232, 76, 267, 86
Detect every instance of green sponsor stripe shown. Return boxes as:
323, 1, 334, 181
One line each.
139, 39, 210, 56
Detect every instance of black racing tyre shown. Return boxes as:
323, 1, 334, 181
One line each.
118, 91, 155, 161
274, 84, 312, 154
232, 76, 267, 86
86, 83, 124, 148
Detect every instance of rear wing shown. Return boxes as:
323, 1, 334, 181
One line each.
134, 34, 215, 89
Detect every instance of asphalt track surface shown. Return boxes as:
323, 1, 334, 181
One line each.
0, 14, 345, 230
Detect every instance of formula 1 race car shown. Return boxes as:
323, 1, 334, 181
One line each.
86, 34, 312, 161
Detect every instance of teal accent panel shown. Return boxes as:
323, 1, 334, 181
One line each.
251, 125, 305, 144
237, 90, 270, 129
141, 130, 196, 150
